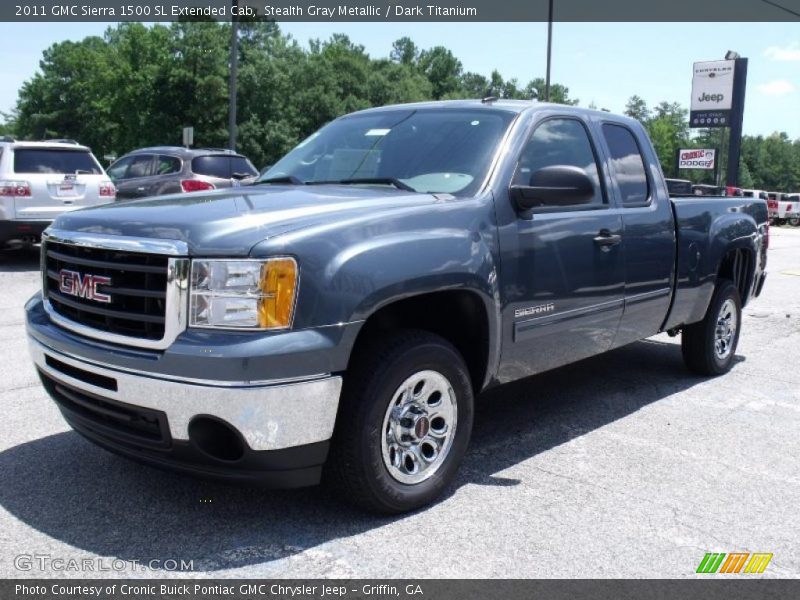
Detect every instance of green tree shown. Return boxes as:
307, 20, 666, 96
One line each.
643, 102, 690, 176
524, 78, 578, 104
755, 132, 797, 190
15, 35, 116, 152
458, 72, 489, 98
624, 95, 649, 122
417, 46, 462, 99
7, 22, 617, 171
0, 111, 15, 136
390, 37, 418, 65
738, 160, 754, 188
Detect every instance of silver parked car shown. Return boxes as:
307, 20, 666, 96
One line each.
0, 137, 115, 246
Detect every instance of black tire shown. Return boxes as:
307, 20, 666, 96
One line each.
681, 280, 742, 376
327, 330, 474, 514
788, 217, 800, 227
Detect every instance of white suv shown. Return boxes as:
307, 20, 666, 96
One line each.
0, 137, 115, 246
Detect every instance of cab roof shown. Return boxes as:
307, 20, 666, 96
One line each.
347, 99, 627, 122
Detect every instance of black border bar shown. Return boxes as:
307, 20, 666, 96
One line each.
3, 0, 800, 22
5, 580, 800, 600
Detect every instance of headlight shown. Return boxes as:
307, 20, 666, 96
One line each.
189, 258, 298, 329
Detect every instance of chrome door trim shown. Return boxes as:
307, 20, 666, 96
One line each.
513, 298, 625, 343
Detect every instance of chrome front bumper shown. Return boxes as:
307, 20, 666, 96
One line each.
29, 338, 342, 452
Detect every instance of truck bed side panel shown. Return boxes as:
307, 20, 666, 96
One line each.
663, 196, 767, 330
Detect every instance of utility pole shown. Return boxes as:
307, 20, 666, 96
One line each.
227, 0, 239, 151
545, 0, 553, 102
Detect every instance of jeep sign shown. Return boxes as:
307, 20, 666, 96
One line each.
690, 60, 735, 128
678, 148, 716, 170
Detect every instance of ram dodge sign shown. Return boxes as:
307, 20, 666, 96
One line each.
679, 149, 716, 170
690, 60, 735, 128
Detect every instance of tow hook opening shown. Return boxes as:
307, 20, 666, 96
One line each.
188, 416, 246, 462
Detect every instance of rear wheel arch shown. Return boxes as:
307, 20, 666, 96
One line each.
716, 246, 755, 304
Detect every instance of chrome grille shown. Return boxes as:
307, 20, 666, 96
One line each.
45, 240, 168, 339
41, 229, 189, 350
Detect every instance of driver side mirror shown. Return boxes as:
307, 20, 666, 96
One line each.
510, 165, 595, 211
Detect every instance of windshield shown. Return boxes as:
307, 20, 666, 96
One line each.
258, 108, 517, 195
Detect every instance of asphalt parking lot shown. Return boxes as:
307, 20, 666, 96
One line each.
0, 227, 798, 579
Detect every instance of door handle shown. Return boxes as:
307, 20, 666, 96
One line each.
593, 230, 621, 247
136, 187, 145, 191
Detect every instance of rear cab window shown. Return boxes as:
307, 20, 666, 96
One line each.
192, 155, 257, 179
13, 148, 102, 175
601, 123, 650, 207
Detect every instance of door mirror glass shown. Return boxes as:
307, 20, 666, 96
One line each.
511, 165, 595, 210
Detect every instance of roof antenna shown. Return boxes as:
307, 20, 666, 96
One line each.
481, 87, 498, 103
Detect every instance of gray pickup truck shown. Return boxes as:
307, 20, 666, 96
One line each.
25, 100, 768, 513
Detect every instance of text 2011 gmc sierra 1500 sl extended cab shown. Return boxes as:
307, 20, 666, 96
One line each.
25, 100, 768, 513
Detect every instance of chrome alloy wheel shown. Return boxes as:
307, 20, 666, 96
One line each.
381, 370, 458, 485
714, 298, 738, 360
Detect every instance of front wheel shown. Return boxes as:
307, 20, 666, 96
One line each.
327, 330, 474, 514
681, 280, 742, 376
788, 216, 800, 227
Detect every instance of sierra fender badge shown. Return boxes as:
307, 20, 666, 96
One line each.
515, 303, 555, 318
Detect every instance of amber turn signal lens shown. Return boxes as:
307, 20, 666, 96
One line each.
258, 258, 298, 329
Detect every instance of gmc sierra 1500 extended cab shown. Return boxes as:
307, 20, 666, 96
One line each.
25, 100, 768, 513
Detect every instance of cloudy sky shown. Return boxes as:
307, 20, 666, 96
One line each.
0, 21, 797, 137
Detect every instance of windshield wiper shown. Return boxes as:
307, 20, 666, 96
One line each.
312, 177, 417, 192
253, 175, 306, 185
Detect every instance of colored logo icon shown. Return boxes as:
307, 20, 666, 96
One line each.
696, 552, 773, 574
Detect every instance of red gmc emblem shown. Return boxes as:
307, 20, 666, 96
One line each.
58, 269, 112, 304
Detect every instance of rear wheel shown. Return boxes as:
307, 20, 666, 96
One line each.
327, 330, 474, 514
681, 280, 741, 376
788, 216, 800, 227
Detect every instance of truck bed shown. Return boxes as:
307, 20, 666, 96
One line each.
664, 196, 768, 331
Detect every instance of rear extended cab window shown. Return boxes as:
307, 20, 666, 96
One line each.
13, 148, 102, 175
601, 123, 650, 207
192, 155, 257, 179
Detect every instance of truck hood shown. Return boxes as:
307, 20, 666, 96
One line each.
50, 185, 443, 255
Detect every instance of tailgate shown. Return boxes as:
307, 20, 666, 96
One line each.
14, 174, 105, 220
10, 146, 111, 220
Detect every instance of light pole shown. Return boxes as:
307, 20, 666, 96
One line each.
228, 0, 239, 151
545, 0, 553, 102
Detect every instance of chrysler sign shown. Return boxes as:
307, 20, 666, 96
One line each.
678, 148, 716, 170
690, 60, 735, 128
